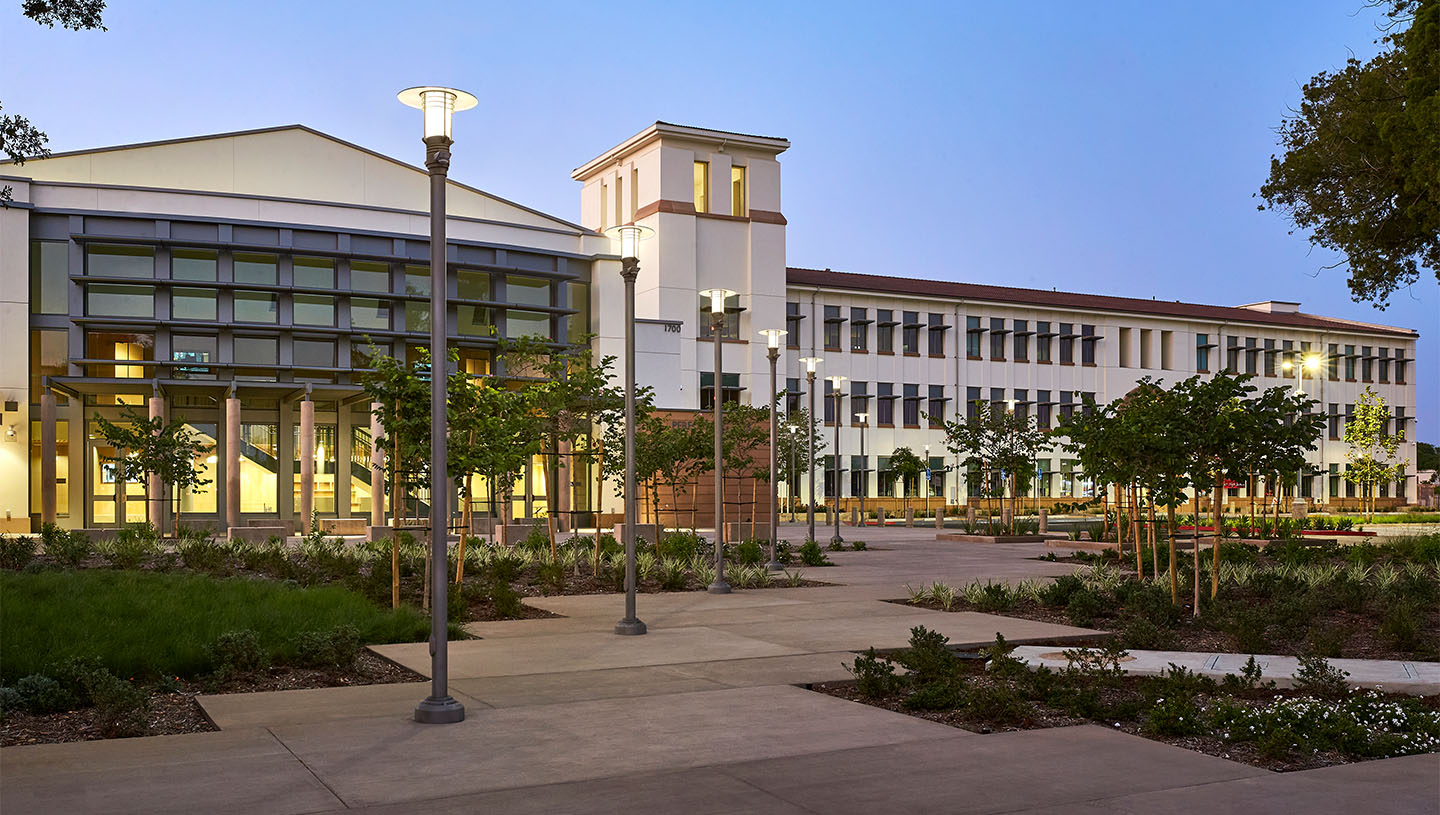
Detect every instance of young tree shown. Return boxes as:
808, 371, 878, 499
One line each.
1258, 0, 1437, 308
945, 408, 1051, 534
359, 348, 431, 608
721, 402, 770, 532
1344, 386, 1407, 519
93, 406, 213, 535
887, 447, 925, 517
776, 405, 824, 515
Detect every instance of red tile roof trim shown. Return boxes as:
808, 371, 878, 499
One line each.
785, 268, 1416, 338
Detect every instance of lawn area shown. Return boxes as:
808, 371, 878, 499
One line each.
0, 570, 430, 682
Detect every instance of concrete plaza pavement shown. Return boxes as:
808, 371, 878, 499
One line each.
3, 525, 1437, 814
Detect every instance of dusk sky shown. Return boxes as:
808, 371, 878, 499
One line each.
6, 0, 1435, 437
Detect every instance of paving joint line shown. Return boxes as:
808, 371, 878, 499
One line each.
265, 726, 352, 811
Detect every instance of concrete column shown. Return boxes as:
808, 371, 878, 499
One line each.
299, 397, 315, 529
225, 396, 241, 530
40, 392, 56, 525
934, 506, 944, 529
148, 395, 165, 533
905, 507, 914, 527
1039, 508, 1049, 533
370, 402, 384, 528
966, 505, 976, 527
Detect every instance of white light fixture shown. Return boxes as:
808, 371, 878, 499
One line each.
855, 411, 869, 425
826, 374, 848, 387
396, 86, 478, 140
758, 328, 788, 349
800, 356, 823, 374
1303, 354, 1322, 373
604, 223, 654, 261
699, 287, 737, 316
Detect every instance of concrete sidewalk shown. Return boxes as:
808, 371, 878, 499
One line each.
3, 525, 1436, 815
1012, 645, 1440, 695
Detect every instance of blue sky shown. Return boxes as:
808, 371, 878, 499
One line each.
5, 0, 1435, 438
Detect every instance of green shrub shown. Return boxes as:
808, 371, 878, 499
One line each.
733, 539, 765, 565
851, 541, 868, 551
1379, 601, 1423, 652
898, 625, 959, 686
903, 678, 964, 710
846, 648, 901, 698
1305, 625, 1348, 658
656, 531, 699, 561
178, 533, 229, 572
0, 534, 37, 570
88, 672, 149, 737
1065, 588, 1104, 627
15, 674, 75, 713
1223, 608, 1271, 654
0, 686, 22, 718
107, 526, 161, 569
518, 526, 550, 553
1120, 617, 1179, 650
658, 557, 689, 591
982, 633, 1026, 680
1039, 574, 1084, 607
489, 579, 524, 619
1144, 692, 1206, 737
206, 630, 267, 678
1293, 654, 1350, 699
797, 540, 831, 566
293, 625, 362, 670
45, 525, 94, 567
827, 540, 843, 552
46, 656, 109, 707
1212, 691, 1440, 760
535, 560, 566, 594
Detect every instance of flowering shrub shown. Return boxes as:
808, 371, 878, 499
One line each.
1211, 691, 1440, 759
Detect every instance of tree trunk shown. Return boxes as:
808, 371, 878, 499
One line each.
1167, 503, 1178, 603
457, 472, 472, 584
391, 402, 401, 609
1190, 487, 1200, 617
1212, 477, 1223, 599
1148, 493, 1158, 580
1131, 485, 1142, 578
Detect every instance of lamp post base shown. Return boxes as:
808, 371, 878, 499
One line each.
830, 535, 845, 547
707, 580, 732, 594
614, 618, 648, 636
764, 560, 784, 572
413, 696, 465, 724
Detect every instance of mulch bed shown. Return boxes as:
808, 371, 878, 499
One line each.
1, 651, 424, 747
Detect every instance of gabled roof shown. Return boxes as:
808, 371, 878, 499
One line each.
786, 267, 1417, 338
5, 124, 590, 234
573, 121, 789, 180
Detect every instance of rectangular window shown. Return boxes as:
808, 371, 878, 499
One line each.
1245, 337, 1258, 374
30, 329, 67, 403
927, 313, 945, 356
823, 379, 837, 424
240, 423, 279, 513
172, 287, 217, 321
1013, 320, 1029, 361
1036, 321, 1052, 363
506, 310, 551, 340
990, 317, 1006, 360
1060, 391, 1075, 422
1264, 339, 1277, 376
1196, 333, 1210, 372
459, 305, 494, 337
1395, 348, 1407, 384
1361, 346, 1373, 382
824, 305, 842, 350
927, 385, 945, 427
1080, 324, 1096, 365
1119, 327, 1132, 368
234, 291, 278, 323
293, 257, 334, 289
350, 261, 390, 293
1344, 345, 1356, 380
233, 253, 277, 285
87, 283, 154, 318
966, 316, 982, 358
1328, 403, 1341, 440
171, 334, 217, 380
903, 384, 920, 427
293, 294, 335, 326
785, 302, 802, 347
902, 311, 920, 354
293, 339, 335, 370
1059, 323, 1074, 364
990, 387, 1006, 419
458, 270, 490, 300
699, 293, 739, 339
786, 377, 802, 417
87, 244, 153, 278
877, 309, 895, 354
850, 307, 868, 352
233, 337, 277, 366
292, 423, 337, 513
851, 456, 868, 499
507, 275, 550, 307
967, 387, 982, 421
730, 165, 747, 216
1378, 348, 1390, 383
405, 302, 430, 334
30, 241, 68, 314
86, 331, 153, 378
353, 341, 390, 370
171, 248, 217, 281
1328, 344, 1339, 380
351, 298, 390, 330
566, 281, 589, 344
693, 160, 709, 213
1013, 388, 1030, 423
1226, 336, 1240, 373
877, 383, 894, 426
850, 381, 869, 422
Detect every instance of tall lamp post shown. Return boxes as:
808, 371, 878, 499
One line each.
855, 412, 868, 525
759, 329, 788, 570
827, 374, 847, 546
1282, 353, 1323, 503
607, 223, 654, 636
799, 357, 822, 542
702, 287, 737, 594
786, 423, 799, 521
398, 85, 476, 726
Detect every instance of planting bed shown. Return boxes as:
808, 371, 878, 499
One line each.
818, 629, 1440, 772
